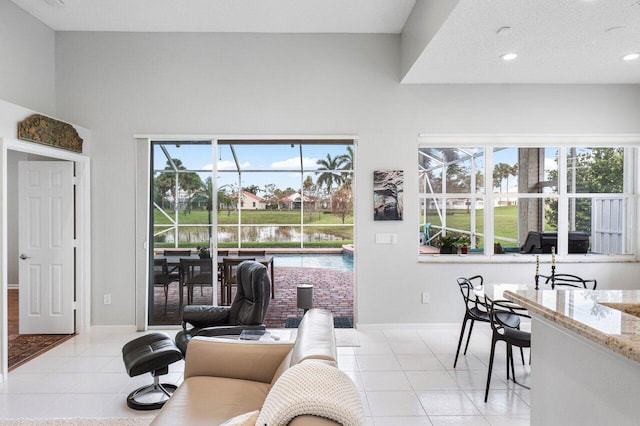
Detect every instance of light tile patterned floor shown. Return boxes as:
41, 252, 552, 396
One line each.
0, 323, 530, 425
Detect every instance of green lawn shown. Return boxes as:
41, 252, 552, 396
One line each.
154, 208, 353, 225
424, 206, 519, 242
153, 208, 353, 249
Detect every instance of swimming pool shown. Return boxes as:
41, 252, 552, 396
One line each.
272, 253, 353, 271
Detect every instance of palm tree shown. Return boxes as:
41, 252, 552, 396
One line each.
191, 177, 234, 239
154, 158, 205, 212
338, 146, 354, 189
315, 153, 346, 194
493, 163, 518, 205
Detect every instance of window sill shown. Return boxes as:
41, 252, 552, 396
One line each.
418, 253, 638, 264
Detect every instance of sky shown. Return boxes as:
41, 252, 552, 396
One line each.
421, 147, 560, 194
152, 142, 353, 194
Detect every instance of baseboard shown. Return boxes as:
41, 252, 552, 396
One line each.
356, 322, 460, 330
8, 283, 18, 290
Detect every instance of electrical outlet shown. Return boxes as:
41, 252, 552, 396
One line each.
104, 294, 111, 305
422, 292, 430, 304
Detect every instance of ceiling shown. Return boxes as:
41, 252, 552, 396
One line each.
10, 0, 640, 84
11, 0, 416, 33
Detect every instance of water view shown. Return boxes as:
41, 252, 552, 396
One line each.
155, 225, 352, 245
273, 253, 353, 271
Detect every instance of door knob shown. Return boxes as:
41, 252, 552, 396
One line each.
19, 253, 30, 260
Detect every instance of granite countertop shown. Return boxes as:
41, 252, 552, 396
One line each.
504, 289, 640, 364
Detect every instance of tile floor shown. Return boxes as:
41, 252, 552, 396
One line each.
0, 323, 531, 425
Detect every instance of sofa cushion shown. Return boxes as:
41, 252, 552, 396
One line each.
257, 361, 365, 426
150, 377, 270, 426
185, 338, 293, 383
289, 309, 336, 367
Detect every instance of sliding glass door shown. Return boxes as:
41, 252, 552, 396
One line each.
149, 141, 214, 325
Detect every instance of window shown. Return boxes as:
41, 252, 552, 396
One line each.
216, 141, 354, 249
418, 138, 637, 257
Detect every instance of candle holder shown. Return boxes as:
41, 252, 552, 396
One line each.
551, 247, 556, 287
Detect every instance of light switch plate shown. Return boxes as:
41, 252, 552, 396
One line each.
375, 233, 398, 244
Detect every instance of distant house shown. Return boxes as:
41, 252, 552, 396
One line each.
239, 191, 266, 210
279, 192, 318, 210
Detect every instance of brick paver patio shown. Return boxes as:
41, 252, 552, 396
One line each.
151, 266, 353, 328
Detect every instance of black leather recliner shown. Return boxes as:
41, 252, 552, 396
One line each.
174, 260, 271, 354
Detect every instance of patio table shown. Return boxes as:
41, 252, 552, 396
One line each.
155, 254, 275, 304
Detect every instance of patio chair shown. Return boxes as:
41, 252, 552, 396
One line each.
163, 249, 192, 276
179, 258, 213, 305
421, 223, 432, 245
222, 257, 255, 305
153, 258, 178, 312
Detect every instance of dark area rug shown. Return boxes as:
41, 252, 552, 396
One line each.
8, 333, 75, 372
8, 289, 76, 371
285, 316, 353, 328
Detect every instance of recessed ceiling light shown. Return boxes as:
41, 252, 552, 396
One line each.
622, 53, 639, 61
500, 53, 518, 61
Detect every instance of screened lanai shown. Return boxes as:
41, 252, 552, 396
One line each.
152, 140, 354, 251
149, 139, 355, 326
419, 145, 629, 256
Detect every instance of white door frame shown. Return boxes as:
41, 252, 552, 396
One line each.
0, 138, 91, 382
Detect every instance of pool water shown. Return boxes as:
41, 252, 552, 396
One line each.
272, 253, 353, 271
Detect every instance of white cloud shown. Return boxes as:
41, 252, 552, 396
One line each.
272, 157, 319, 169
202, 160, 251, 170
545, 158, 558, 171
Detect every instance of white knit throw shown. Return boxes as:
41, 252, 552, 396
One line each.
257, 362, 365, 426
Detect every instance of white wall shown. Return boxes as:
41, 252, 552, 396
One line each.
53, 31, 640, 325
0, 0, 56, 115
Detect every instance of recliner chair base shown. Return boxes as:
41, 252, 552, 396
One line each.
126, 375, 177, 410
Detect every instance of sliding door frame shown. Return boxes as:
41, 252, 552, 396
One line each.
134, 134, 357, 331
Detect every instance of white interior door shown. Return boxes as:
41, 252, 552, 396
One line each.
18, 161, 75, 334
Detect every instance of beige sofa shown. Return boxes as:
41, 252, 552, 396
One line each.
151, 309, 364, 426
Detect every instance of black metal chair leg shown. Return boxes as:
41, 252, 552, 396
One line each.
506, 343, 511, 381
463, 319, 475, 355
509, 344, 516, 382
453, 317, 469, 368
516, 325, 525, 364
484, 337, 497, 402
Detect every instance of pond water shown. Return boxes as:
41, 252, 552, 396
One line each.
156, 225, 350, 244
273, 253, 353, 272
